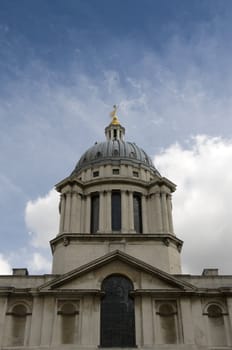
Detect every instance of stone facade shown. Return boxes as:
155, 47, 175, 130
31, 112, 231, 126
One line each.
0, 114, 232, 349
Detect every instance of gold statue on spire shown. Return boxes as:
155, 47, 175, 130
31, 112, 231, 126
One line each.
110, 105, 120, 125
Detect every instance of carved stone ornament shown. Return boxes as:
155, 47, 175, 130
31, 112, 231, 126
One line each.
63, 237, 70, 246
163, 238, 170, 247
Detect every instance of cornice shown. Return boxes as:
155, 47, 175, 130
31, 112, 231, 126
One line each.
50, 233, 183, 252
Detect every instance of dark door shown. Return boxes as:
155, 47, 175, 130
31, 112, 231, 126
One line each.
100, 275, 135, 347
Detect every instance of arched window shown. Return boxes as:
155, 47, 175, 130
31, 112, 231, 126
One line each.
100, 275, 135, 347
91, 193, 99, 233
206, 304, 227, 346
133, 193, 142, 233
111, 191, 121, 231
156, 303, 178, 344
10, 304, 28, 346
59, 303, 78, 344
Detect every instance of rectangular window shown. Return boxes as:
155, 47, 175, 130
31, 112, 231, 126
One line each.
93, 171, 99, 177
133, 193, 142, 233
133, 171, 139, 177
111, 191, 121, 231
112, 169, 120, 175
91, 194, 99, 233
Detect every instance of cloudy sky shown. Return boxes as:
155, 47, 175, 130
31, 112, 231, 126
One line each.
1, 0, 232, 275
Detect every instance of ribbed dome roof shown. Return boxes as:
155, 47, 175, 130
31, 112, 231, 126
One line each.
72, 140, 159, 175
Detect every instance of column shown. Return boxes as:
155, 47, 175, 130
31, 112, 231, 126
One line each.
84, 195, 91, 233
105, 191, 111, 233
99, 191, 105, 233
161, 191, 169, 232
63, 191, 71, 232
70, 191, 78, 233
59, 194, 66, 234
167, 194, 174, 233
128, 191, 135, 232
121, 190, 128, 233
80, 194, 85, 233
141, 194, 148, 233
154, 192, 163, 232
180, 298, 194, 344
76, 193, 82, 233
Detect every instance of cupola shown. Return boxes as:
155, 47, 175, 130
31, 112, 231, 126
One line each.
105, 105, 125, 141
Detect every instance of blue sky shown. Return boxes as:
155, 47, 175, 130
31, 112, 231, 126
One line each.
1, 0, 232, 274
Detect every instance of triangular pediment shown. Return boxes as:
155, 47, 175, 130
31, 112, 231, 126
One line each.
39, 250, 196, 292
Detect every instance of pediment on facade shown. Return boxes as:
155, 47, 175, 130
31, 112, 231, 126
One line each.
39, 250, 196, 292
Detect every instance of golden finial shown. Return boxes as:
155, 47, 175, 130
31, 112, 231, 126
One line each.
110, 104, 120, 125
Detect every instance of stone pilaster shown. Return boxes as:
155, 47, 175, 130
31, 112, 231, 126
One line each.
0, 297, 7, 346
40, 297, 55, 346
226, 297, 232, 346
29, 296, 43, 346
141, 296, 153, 346
180, 298, 194, 344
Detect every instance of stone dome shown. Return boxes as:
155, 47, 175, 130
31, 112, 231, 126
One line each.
71, 111, 160, 176
71, 140, 160, 176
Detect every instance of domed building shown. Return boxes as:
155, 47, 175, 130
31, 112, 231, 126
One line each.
0, 109, 232, 350
52, 110, 182, 276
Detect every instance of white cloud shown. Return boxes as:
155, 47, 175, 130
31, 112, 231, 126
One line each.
29, 252, 51, 272
25, 189, 59, 248
0, 254, 11, 275
155, 135, 232, 274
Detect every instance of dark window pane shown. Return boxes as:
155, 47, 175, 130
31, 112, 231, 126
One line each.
91, 194, 99, 233
112, 192, 121, 231
133, 194, 142, 233
133, 171, 139, 177
101, 275, 135, 347
112, 169, 120, 175
93, 171, 99, 177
